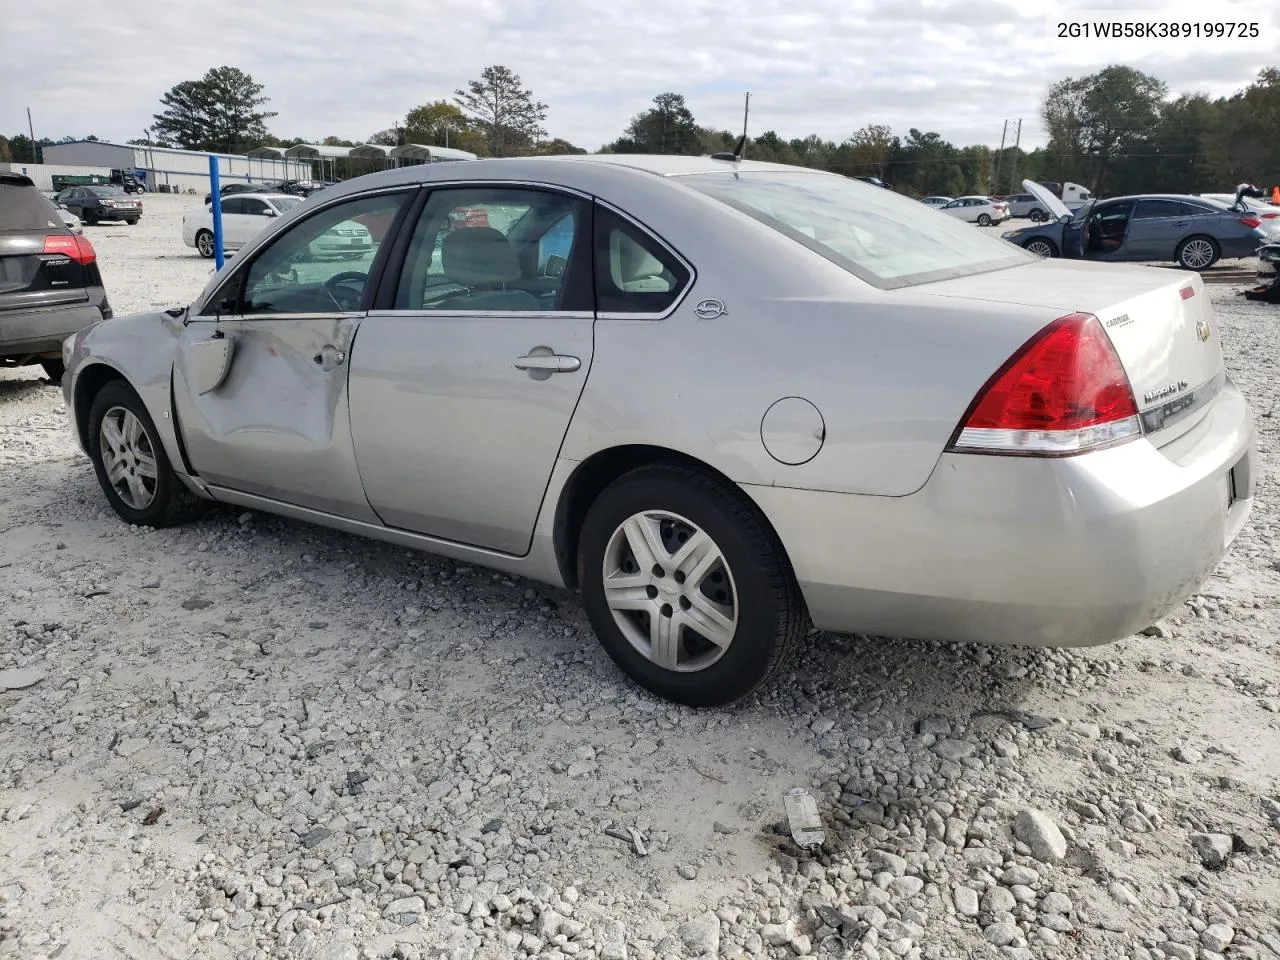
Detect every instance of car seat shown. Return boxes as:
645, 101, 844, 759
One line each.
434, 227, 540, 311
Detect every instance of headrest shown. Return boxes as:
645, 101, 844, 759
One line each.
441, 227, 521, 285
609, 231, 665, 286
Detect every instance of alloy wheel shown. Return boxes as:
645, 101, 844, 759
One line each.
601, 510, 738, 672
197, 232, 214, 257
1181, 239, 1215, 269
99, 406, 159, 510
1026, 239, 1054, 258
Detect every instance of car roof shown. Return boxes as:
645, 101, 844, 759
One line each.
1100, 193, 1220, 204
294, 154, 855, 215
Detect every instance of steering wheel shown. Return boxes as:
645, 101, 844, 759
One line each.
323, 271, 368, 310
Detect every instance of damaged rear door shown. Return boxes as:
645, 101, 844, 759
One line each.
172, 188, 413, 520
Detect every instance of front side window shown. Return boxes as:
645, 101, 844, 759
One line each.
221, 198, 247, 215
240, 197, 271, 217
236, 191, 409, 315
681, 171, 1030, 288
394, 187, 589, 313
270, 196, 302, 214
594, 205, 690, 314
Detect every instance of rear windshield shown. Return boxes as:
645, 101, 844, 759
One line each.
679, 171, 1031, 288
87, 185, 126, 197
0, 182, 61, 231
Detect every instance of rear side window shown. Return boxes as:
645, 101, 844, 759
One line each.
0, 182, 61, 232
593, 205, 690, 315
1133, 199, 1188, 219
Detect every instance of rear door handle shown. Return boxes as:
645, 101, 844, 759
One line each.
514, 353, 580, 373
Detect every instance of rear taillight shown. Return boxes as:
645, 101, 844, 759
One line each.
947, 312, 1140, 456
1261, 212, 1278, 219
1240, 216, 1262, 228
44, 234, 97, 265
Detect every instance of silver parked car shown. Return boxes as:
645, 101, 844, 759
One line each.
61, 156, 1256, 706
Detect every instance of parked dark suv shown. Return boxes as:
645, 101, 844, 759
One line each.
1, 174, 112, 382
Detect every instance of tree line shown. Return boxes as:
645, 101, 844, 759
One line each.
3, 62, 1276, 198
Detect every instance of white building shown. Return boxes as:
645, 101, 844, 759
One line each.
41, 139, 310, 194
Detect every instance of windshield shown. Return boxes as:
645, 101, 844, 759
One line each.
680, 171, 1031, 288
269, 196, 302, 213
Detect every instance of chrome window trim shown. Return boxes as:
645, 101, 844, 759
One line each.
186, 311, 363, 324
365, 309, 595, 321
594, 198, 697, 322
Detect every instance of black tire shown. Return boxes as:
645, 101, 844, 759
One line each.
1028, 207, 1046, 222
977, 213, 992, 226
578, 463, 809, 707
126, 218, 139, 225
83, 209, 98, 226
86, 381, 208, 528
1176, 235, 1220, 271
1023, 238, 1059, 258
195, 230, 215, 258
40, 359, 65, 383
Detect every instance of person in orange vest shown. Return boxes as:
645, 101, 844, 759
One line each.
1272, 185, 1279, 205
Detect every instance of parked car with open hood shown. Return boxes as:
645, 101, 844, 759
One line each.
61, 155, 1254, 706
1002, 180, 1270, 270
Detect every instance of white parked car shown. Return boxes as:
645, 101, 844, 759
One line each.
940, 196, 1011, 226
920, 196, 953, 208
182, 192, 374, 261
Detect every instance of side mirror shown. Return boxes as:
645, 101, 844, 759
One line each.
1059, 213, 1072, 224
544, 254, 567, 279
264, 209, 277, 217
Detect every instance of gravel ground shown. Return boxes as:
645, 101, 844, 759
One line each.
1, 195, 1278, 960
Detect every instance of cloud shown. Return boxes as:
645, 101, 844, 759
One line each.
1, 0, 1274, 152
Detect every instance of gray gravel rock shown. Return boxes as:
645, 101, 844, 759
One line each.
953, 886, 980, 917
1039, 892, 1072, 915
0, 667, 45, 690
1013, 809, 1068, 862
1201, 923, 1234, 952
1189, 832, 1234, 869
678, 912, 720, 956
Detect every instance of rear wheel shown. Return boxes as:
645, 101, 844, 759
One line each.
87, 381, 208, 528
578, 463, 809, 706
1177, 236, 1219, 271
195, 230, 215, 258
39, 359, 65, 384
83, 209, 98, 226
126, 218, 139, 225
1028, 207, 1047, 222
1024, 238, 1058, 258
977, 213, 992, 226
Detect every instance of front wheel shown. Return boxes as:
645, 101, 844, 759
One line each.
1177, 236, 1219, 271
195, 230, 215, 258
578, 463, 809, 706
87, 381, 208, 528
1024, 238, 1058, 258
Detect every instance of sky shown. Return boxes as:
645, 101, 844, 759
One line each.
1, 0, 1275, 154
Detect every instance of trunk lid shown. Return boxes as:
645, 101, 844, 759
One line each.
919, 258, 1224, 446
0, 177, 91, 313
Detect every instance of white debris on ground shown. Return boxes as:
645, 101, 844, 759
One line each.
1, 195, 1278, 960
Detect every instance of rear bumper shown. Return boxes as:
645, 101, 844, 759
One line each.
746, 379, 1256, 647
1, 301, 105, 357
95, 207, 141, 221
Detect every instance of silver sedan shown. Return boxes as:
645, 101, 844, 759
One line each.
61, 155, 1256, 706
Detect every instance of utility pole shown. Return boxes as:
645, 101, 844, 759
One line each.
1007, 119, 1023, 193
741, 92, 750, 158
991, 119, 1008, 195
27, 107, 39, 164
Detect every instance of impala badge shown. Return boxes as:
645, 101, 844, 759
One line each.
1144, 380, 1189, 405
1196, 318, 1211, 342
694, 299, 726, 320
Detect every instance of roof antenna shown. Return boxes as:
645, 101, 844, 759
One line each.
711, 92, 750, 162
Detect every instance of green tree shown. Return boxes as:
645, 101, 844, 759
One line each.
151, 66, 276, 152
1042, 65, 1167, 194
848, 123, 896, 178
610, 93, 702, 155
403, 100, 486, 153
454, 66, 547, 157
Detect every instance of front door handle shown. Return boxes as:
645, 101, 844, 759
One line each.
514, 353, 580, 373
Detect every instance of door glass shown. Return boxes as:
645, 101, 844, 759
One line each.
238, 191, 409, 315
1133, 199, 1187, 219
222, 198, 246, 215
394, 187, 588, 312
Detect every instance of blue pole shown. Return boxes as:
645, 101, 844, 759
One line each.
208, 156, 224, 269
